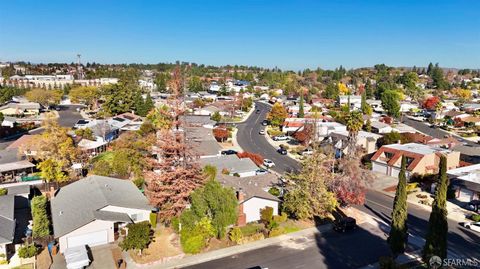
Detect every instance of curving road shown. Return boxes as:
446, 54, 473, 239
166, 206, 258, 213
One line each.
236, 101, 301, 174
185, 101, 480, 269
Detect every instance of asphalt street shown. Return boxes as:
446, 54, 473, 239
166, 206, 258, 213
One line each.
236, 101, 301, 174
402, 117, 478, 147
193, 104, 480, 269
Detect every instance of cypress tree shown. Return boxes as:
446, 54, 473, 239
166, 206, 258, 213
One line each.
423, 155, 449, 262
298, 92, 305, 118
143, 93, 154, 116
387, 156, 408, 257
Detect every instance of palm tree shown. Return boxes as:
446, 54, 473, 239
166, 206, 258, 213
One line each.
344, 110, 363, 156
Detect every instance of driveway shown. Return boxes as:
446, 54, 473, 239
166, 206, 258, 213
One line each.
56, 105, 84, 128
51, 244, 116, 269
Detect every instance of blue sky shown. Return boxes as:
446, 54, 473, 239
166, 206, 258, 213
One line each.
1, 0, 479, 70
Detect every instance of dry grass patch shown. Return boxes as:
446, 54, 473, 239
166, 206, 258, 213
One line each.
129, 226, 183, 264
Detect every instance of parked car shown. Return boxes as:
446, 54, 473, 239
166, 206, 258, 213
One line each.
261, 120, 269, 126
259, 130, 265, 135
256, 169, 269, 175
263, 159, 275, 168
273, 135, 289, 141
462, 221, 480, 233
301, 148, 314, 156
221, 149, 237, 155
333, 217, 357, 233
256, 109, 261, 114
277, 147, 287, 155
466, 200, 480, 213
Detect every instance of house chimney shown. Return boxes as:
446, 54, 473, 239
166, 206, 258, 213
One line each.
236, 189, 246, 226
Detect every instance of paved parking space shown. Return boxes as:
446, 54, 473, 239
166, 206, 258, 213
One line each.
51, 244, 116, 269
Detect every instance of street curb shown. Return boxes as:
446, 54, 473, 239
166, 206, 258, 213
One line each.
143, 225, 331, 269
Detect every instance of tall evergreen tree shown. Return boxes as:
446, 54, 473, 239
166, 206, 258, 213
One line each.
423, 155, 449, 262
298, 92, 305, 118
388, 156, 408, 257
365, 80, 374, 99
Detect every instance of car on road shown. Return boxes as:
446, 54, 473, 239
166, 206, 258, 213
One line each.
263, 159, 275, 168
256, 109, 261, 114
462, 221, 480, 233
221, 149, 237, 155
255, 169, 269, 175
259, 130, 265, 135
261, 120, 269, 126
333, 217, 357, 233
277, 147, 287, 155
430, 124, 437, 129
273, 135, 289, 141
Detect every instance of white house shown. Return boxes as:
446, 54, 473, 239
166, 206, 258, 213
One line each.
218, 174, 280, 224
51, 176, 153, 253
338, 95, 362, 110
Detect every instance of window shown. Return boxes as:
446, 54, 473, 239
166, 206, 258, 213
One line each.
385, 152, 394, 160
405, 157, 414, 166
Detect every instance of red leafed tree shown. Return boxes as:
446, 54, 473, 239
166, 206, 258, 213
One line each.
144, 64, 208, 222
144, 130, 206, 222
327, 157, 374, 206
237, 152, 264, 166
423, 96, 441, 110
293, 124, 313, 146
213, 127, 229, 142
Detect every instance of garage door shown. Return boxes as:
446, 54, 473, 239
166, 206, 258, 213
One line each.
67, 230, 108, 249
458, 188, 474, 202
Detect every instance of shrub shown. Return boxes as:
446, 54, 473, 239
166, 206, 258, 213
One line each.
273, 212, 288, 223
133, 177, 145, 189
269, 227, 286, 237
0, 188, 7, 196
31, 195, 50, 238
149, 213, 157, 228
171, 216, 180, 232
120, 221, 152, 255
268, 187, 280, 197
280, 144, 289, 150
406, 183, 418, 193
182, 235, 205, 254
221, 168, 230, 175
180, 217, 216, 254
18, 244, 38, 258
229, 227, 243, 245
249, 233, 265, 241
267, 220, 279, 230
471, 214, 480, 222
260, 207, 274, 225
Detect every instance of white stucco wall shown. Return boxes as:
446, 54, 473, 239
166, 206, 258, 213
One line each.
243, 197, 279, 223
100, 205, 150, 223
59, 220, 113, 253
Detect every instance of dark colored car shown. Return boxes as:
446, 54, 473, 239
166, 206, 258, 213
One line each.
277, 147, 287, 155
466, 200, 480, 213
221, 149, 237, 155
333, 217, 357, 232
261, 120, 269, 126
256, 109, 261, 114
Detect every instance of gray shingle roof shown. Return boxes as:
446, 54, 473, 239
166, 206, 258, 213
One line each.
51, 175, 152, 238
199, 155, 258, 175
217, 174, 281, 202
0, 195, 15, 244
186, 127, 221, 157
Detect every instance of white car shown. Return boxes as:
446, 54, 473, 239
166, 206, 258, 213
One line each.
273, 135, 289, 141
259, 130, 265, 135
463, 221, 480, 233
263, 159, 275, 168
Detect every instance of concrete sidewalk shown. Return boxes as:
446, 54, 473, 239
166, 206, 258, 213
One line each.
125, 225, 332, 269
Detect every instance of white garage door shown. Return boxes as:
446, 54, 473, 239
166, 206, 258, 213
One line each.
67, 230, 108, 249
458, 188, 474, 202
